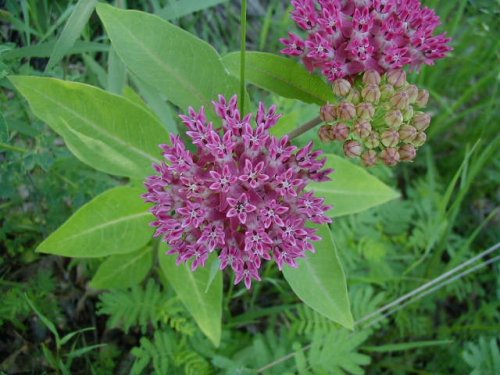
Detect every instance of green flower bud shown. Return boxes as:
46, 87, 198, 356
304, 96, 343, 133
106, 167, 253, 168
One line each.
320, 103, 336, 123
338, 102, 357, 121
412, 112, 431, 131
346, 88, 361, 104
365, 132, 380, 149
413, 132, 427, 147
384, 110, 404, 128
399, 144, 417, 161
357, 102, 375, 120
399, 125, 417, 143
416, 89, 429, 107
332, 123, 350, 141
380, 84, 395, 100
353, 121, 372, 139
344, 140, 363, 158
333, 78, 351, 97
406, 85, 419, 104
403, 105, 414, 121
361, 150, 378, 167
381, 130, 400, 147
319, 125, 334, 142
363, 70, 381, 85
390, 91, 410, 110
387, 69, 407, 88
380, 147, 400, 166
361, 84, 381, 103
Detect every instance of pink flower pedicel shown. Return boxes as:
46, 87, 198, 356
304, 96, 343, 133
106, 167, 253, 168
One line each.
280, 0, 452, 81
144, 96, 333, 289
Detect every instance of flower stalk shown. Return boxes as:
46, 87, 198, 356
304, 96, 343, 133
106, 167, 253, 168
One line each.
239, 0, 247, 114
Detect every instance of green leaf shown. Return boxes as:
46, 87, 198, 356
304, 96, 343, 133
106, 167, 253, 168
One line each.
130, 74, 178, 134
67, 344, 107, 359
60, 327, 95, 347
2, 41, 108, 60
364, 340, 453, 353
46, 0, 98, 71
37, 187, 153, 257
283, 224, 353, 330
9, 76, 168, 179
156, 0, 230, 21
222, 52, 334, 105
158, 245, 222, 346
25, 294, 60, 345
107, 46, 127, 95
90, 246, 153, 289
306, 154, 400, 217
0, 112, 8, 142
96, 4, 247, 121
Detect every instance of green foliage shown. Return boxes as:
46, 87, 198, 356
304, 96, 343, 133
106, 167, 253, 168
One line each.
131, 330, 211, 375
462, 337, 500, 375
96, 4, 249, 121
25, 295, 105, 375
97, 279, 194, 335
284, 224, 354, 329
0, 270, 60, 329
157, 0, 230, 21
1, 0, 498, 374
296, 329, 371, 375
9, 76, 168, 179
159, 247, 223, 347
45, 0, 98, 71
90, 246, 153, 289
307, 154, 400, 217
285, 304, 337, 337
36, 187, 153, 257
222, 52, 335, 105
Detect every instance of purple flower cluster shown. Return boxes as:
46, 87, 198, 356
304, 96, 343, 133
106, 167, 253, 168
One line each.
280, 0, 452, 81
144, 96, 333, 289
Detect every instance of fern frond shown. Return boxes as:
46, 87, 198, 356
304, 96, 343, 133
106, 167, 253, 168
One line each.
130, 331, 173, 375
97, 279, 168, 333
349, 285, 386, 327
300, 328, 371, 375
131, 330, 212, 375
285, 304, 337, 338
175, 349, 211, 375
462, 336, 500, 375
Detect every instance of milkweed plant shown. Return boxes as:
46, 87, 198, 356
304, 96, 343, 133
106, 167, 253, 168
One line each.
9, 0, 451, 346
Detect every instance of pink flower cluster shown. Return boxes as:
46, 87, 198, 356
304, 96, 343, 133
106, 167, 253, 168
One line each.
144, 96, 333, 288
280, 0, 452, 81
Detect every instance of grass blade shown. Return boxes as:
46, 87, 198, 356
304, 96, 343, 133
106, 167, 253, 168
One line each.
156, 0, 229, 21
46, 0, 98, 71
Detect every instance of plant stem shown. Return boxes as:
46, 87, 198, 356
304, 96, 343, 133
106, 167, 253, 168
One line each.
239, 0, 247, 114
287, 116, 323, 140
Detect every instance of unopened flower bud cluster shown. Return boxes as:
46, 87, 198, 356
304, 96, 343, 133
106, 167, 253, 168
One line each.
319, 69, 431, 166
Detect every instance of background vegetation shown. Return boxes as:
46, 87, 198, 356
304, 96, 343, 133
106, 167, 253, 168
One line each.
1, 0, 499, 374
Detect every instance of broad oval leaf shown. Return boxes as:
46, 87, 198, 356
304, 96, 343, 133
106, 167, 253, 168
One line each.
90, 246, 153, 289
283, 224, 353, 329
158, 245, 222, 347
37, 187, 153, 257
307, 154, 400, 217
222, 51, 335, 105
96, 4, 247, 121
9, 76, 168, 179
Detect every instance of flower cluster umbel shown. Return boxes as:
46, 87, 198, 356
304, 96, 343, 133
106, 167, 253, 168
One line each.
319, 69, 430, 167
144, 96, 333, 289
280, 0, 452, 81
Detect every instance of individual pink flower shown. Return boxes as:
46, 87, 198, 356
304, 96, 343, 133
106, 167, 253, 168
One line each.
281, 0, 452, 81
144, 95, 333, 288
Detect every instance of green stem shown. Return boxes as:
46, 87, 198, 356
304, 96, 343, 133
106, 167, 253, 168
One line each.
239, 0, 247, 113
287, 116, 323, 140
